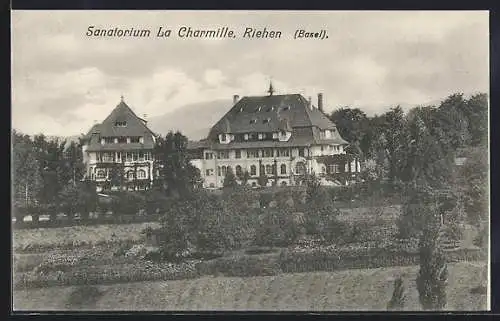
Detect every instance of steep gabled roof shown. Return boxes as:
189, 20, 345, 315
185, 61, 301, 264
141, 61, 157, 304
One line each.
208, 94, 337, 139
84, 99, 157, 152
98, 100, 155, 137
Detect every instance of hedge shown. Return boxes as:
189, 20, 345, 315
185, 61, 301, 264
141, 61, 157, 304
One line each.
195, 253, 282, 277
14, 261, 200, 290
13, 245, 485, 289
279, 247, 486, 274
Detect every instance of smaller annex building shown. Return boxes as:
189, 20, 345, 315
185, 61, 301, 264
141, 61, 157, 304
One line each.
81, 97, 157, 191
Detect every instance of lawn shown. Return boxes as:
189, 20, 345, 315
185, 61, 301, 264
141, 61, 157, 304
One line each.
13, 222, 160, 252
13, 261, 488, 311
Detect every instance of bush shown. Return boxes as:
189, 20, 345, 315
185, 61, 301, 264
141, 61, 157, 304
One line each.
66, 285, 104, 309
254, 208, 301, 247
387, 277, 406, 310
416, 222, 448, 311
196, 254, 282, 277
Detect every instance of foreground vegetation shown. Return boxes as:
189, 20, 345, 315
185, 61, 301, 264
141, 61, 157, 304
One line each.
13, 261, 487, 311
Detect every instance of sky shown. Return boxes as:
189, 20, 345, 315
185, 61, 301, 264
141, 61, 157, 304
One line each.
11, 10, 489, 136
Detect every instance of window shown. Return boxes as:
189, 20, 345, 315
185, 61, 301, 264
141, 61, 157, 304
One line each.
263, 148, 273, 158
139, 137, 144, 144
250, 165, 257, 176
321, 146, 324, 152
127, 171, 135, 179
328, 164, 340, 173
263, 118, 270, 124
139, 152, 144, 161
103, 137, 114, 144
97, 170, 106, 179
137, 170, 147, 179
218, 151, 229, 159
283, 106, 290, 111
133, 152, 138, 161
278, 148, 290, 157
280, 164, 287, 175
102, 152, 114, 162
205, 152, 214, 160
247, 149, 259, 158
218, 166, 221, 176
258, 133, 263, 140
118, 137, 127, 143
281, 181, 287, 186
145, 152, 151, 161
235, 165, 242, 177
249, 119, 257, 124
321, 166, 326, 174
235, 150, 241, 159
221, 166, 227, 176
266, 165, 273, 175
244, 134, 249, 140
221, 134, 227, 141
299, 149, 305, 157
295, 162, 306, 175
252, 182, 257, 187
130, 137, 140, 143
115, 121, 127, 127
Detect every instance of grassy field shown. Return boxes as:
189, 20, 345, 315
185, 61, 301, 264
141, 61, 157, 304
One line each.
13, 261, 487, 311
13, 222, 160, 251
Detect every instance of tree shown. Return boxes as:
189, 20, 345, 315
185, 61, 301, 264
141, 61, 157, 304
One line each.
463, 93, 488, 146
239, 170, 251, 186
380, 106, 408, 184
416, 214, 448, 310
154, 131, 202, 198
223, 167, 238, 188
12, 131, 43, 207
329, 107, 369, 154
257, 171, 269, 187
387, 277, 406, 310
462, 148, 488, 226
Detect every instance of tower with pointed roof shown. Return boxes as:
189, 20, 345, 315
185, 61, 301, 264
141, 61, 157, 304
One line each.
81, 97, 157, 191
187, 83, 362, 189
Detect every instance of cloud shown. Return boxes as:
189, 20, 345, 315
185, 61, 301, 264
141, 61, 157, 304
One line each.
11, 10, 489, 135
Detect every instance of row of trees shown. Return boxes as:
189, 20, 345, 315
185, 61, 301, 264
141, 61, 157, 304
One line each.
329, 93, 487, 182
12, 130, 203, 222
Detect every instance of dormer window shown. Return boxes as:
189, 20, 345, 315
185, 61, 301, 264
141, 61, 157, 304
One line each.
249, 119, 257, 124
115, 121, 127, 127
221, 134, 227, 141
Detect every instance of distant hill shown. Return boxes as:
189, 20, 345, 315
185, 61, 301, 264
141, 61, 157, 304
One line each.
147, 99, 233, 140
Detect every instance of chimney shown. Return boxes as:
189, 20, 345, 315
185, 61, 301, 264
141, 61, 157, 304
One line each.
318, 93, 324, 112
233, 95, 240, 105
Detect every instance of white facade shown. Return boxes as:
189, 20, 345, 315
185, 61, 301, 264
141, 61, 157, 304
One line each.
191, 143, 361, 189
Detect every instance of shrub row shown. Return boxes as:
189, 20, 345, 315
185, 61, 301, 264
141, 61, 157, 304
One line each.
195, 253, 282, 277
13, 245, 485, 289
14, 261, 199, 290
279, 247, 485, 274
14, 214, 161, 230
15, 238, 141, 254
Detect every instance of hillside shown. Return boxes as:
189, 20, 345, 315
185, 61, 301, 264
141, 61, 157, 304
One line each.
147, 99, 233, 140
13, 262, 487, 311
